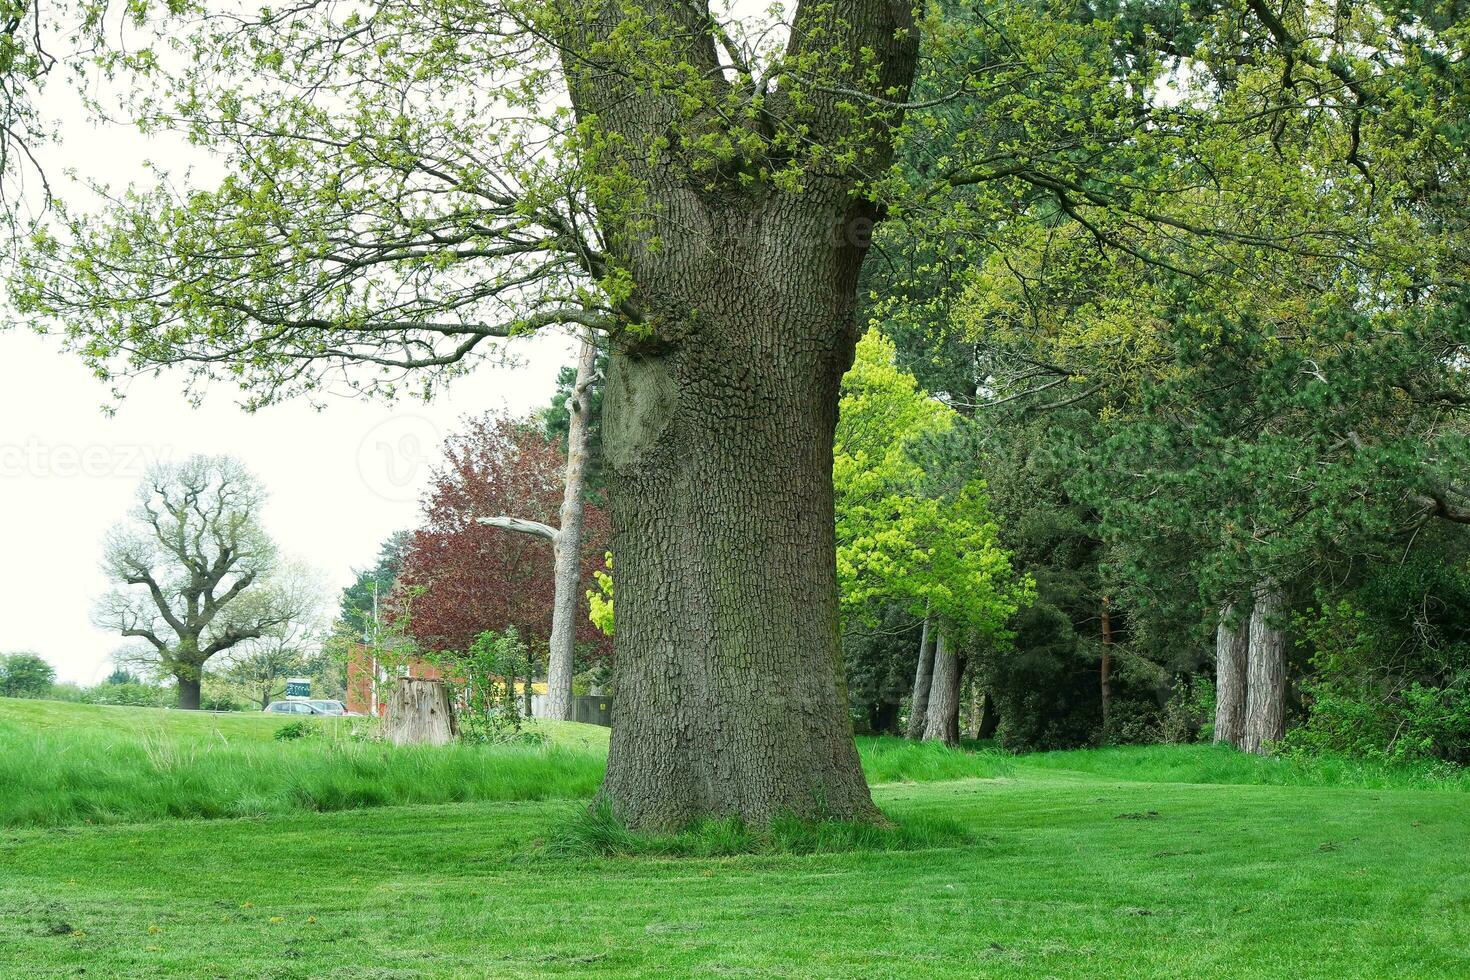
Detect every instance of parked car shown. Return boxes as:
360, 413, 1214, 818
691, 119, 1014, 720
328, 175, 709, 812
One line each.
263, 700, 329, 715
307, 699, 348, 716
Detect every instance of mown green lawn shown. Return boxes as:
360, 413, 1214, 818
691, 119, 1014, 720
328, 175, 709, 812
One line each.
2, 697, 1468, 977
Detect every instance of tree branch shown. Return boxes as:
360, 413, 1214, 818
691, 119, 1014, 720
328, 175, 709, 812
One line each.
475, 515, 561, 542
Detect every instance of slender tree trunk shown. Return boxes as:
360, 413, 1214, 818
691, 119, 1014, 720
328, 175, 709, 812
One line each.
523, 658, 534, 719
1243, 583, 1287, 754
1100, 597, 1114, 740
545, 331, 598, 721
599, 224, 885, 828
177, 674, 202, 711
922, 634, 963, 746
1213, 604, 1250, 748
967, 678, 982, 740
906, 615, 935, 740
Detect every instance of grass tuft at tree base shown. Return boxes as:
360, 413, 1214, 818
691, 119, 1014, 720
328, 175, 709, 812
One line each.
545, 801, 979, 858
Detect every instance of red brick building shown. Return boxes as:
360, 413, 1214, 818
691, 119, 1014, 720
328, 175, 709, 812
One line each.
345, 641, 448, 717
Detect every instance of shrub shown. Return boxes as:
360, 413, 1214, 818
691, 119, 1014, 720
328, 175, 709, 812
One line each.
1282, 679, 1470, 765
45, 682, 87, 703
272, 720, 318, 741
433, 627, 537, 745
1104, 697, 1163, 746
1290, 571, 1470, 765
1159, 677, 1214, 744
1396, 682, 1470, 764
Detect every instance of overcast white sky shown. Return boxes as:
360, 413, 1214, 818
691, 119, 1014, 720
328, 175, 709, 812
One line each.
0, 46, 579, 683
0, 330, 573, 684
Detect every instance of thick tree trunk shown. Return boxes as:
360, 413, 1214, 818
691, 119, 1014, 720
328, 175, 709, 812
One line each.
922, 634, 963, 746
599, 207, 887, 828
545, 331, 598, 721
384, 678, 458, 746
559, 0, 919, 830
906, 615, 935, 740
1100, 598, 1114, 740
177, 674, 202, 711
1243, 583, 1287, 755
1213, 604, 1250, 748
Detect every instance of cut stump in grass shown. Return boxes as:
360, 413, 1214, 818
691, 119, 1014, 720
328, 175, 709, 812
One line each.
384, 678, 458, 746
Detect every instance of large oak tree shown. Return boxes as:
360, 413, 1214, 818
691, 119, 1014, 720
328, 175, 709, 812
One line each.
14, 0, 1419, 823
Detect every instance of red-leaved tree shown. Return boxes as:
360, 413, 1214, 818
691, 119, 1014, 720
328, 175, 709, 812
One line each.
398, 414, 611, 670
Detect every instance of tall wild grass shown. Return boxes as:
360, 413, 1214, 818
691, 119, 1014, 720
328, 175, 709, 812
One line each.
0, 726, 606, 828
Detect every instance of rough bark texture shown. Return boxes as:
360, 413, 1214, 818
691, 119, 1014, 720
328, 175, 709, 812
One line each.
565, 0, 920, 828
906, 616, 935, 740
1243, 584, 1287, 755
1213, 604, 1250, 748
384, 678, 458, 746
967, 679, 983, 740
922, 633, 963, 746
600, 295, 879, 826
545, 331, 598, 720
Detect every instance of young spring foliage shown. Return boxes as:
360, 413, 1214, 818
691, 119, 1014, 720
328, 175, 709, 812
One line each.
835, 330, 1031, 642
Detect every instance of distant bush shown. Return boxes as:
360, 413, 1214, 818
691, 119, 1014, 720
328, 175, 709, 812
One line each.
1104, 697, 1165, 746
1159, 676, 1214, 745
200, 693, 245, 712
432, 627, 540, 746
81, 682, 174, 708
0, 653, 57, 699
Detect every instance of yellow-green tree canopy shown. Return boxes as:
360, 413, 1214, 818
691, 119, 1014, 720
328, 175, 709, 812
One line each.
835, 330, 1032, 641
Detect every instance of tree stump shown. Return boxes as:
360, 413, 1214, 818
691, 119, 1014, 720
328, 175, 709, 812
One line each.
383, 678, 458, 746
